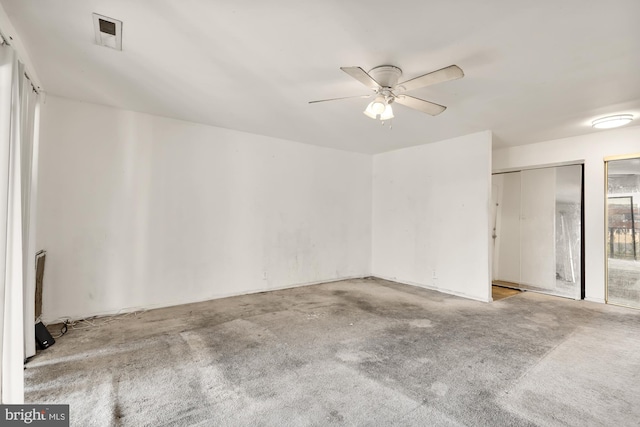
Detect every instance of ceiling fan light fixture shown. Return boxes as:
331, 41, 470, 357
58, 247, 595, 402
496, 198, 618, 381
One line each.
370, 96, 387, 115
364, 101, 394, 121
592, 114, 634, 129
363, 102, 378, 119
380, 104, 394, 120
313, 63, 465, 124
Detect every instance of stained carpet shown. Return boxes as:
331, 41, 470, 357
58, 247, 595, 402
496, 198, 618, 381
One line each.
25, 278, 640, 426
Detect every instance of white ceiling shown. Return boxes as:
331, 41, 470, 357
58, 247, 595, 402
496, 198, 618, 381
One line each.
2, 0, 639, 154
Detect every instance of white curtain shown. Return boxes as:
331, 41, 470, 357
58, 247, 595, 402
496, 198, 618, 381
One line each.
0, 43, 41, 404
20, 54, 39, 364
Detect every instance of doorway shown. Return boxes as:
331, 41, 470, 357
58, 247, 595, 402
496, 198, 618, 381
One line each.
492, 164, 584, 299
606, 155, 640, 308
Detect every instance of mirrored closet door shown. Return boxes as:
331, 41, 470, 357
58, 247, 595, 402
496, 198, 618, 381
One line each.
492, 164, 583, 299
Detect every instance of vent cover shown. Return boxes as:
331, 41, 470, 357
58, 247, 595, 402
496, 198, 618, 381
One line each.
92, 13, 122, 51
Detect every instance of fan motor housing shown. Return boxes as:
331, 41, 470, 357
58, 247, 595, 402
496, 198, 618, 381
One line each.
368, 65, 402, 88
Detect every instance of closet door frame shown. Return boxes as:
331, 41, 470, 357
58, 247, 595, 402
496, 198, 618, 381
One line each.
492, 163, 584, 300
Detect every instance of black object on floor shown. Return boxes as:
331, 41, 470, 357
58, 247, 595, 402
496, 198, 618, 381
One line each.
35, 321, 55, 350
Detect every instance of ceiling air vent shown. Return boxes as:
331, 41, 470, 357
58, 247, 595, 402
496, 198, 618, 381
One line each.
92, 13, 122, 51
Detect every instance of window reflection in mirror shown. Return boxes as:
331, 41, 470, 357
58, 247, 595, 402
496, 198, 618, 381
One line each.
606, 157, 640, 308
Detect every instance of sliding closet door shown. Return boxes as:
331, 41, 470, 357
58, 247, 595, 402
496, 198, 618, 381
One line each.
493, 165, 582, 299
554, 165, 582, 298
520, 168, 556, 291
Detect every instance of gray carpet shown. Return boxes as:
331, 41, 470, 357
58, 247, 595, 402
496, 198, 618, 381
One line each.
25, 278, 640, 426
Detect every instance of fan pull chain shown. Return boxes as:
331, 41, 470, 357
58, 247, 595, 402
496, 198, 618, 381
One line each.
380, 120, 393, 130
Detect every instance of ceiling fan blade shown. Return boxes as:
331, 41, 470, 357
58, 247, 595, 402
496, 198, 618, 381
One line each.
309, 94, 371, 104
340, 66, 381, 90
394, 95, 447, 116
397, 65, 464, 92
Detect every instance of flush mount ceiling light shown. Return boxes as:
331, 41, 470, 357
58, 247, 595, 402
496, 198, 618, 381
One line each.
592, 114, 634, 129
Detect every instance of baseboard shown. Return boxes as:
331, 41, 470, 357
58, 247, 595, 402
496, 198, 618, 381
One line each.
41, 275, 367, 324
371, 275, 492, 303
584, 297, 605, 304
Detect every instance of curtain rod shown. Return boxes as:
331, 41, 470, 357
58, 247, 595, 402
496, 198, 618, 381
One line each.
0, 30, 40, 94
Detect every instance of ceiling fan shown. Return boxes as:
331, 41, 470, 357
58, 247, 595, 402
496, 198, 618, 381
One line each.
309, 64, 464, 122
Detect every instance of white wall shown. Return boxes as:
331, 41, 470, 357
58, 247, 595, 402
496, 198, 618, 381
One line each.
37, 96, 372, 322
372, 131, 493, 302
493, 125, 640, 302
41, 92, 632, 320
